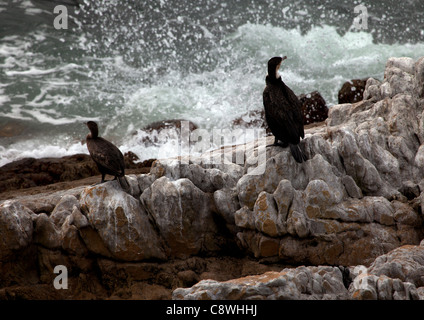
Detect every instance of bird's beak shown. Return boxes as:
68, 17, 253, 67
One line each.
282, 56, 287, 61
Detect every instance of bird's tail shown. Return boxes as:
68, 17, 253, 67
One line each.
289, 144, 308, 163
118, 175, 131, 193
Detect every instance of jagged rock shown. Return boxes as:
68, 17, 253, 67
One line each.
140, 176, 229, 258
60, 215, 89, 256
363, 78, 382, 101
150, 155, 244, 190
173, 265, 348, 300
348, 266, 419, 300
348, 243, 424, 300
0, 201, 33, 259
349, 243, 424, 300
11, 186, 86, 214
80, 181, 166, 261
367, 243, 424, 288
364, 57, 423, 102
50, 194, 79, 227
415, 57, 424, 98
173, 243, 424, 300
33, 213, 61, 249
213, 188, 240, 227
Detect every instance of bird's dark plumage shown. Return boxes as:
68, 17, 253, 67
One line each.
263, 56, 307, 163
86, 121, 130, 191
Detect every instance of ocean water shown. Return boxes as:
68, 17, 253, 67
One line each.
0, 0, 423, 166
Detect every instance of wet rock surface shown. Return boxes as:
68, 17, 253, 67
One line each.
338, 78, 368, 104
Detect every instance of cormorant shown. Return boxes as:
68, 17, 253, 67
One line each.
263, 56, 308, 163
85, 121, 130, 191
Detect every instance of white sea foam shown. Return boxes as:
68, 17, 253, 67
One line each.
0, 140, 89, 167
0, 95, 10, 106
5, 63, 81, 77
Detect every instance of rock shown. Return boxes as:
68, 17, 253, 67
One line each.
80, 181, 167, 261
342, 175, 363, 199
123, 151, 153, 171
9, 186, 86, 214
399, 181, 420, 200
363, 78, 382, 101
386, 57, 415, 75
213, 188, 240, 233
252, 191, 286, 237
141, 176, 231, 258
348, 269, 419, 300
60, 216, 89, 256
177, 270, 200, 287
50, 194, 79, 226
0, 201, 33, 259
299, 91, 328, 124
347, 243, 424, 300
0, 154, 98, 193
173, 265, 348, 300
414, 57, 424, 98
0, 152, 154, 196
69, 205, 89, 229
363, 57, 419, 101
367, 244, 424, 288
231, 109, 271, 135
174, 244, 424, 300
33, 213, 61, 249
236, 151, 345, 210
338, 79, 368, 104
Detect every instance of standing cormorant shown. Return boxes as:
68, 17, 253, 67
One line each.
263, 56, 308, 163
85, 121, 130, 191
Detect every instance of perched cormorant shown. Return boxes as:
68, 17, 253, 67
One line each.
85, 121, 130, 191
263, 56, 308, 163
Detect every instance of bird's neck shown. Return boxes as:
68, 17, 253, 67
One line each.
90, 128, 98, 138
266, 74, 282, 84
267, 65, 281, 80
87, 131, 98, 139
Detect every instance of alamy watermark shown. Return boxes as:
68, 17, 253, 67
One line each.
53, 5, 68, 30
154, 121, 268, 175
353, 4, 368, 30
53, 4, 370, 31
53, 265, 68, 290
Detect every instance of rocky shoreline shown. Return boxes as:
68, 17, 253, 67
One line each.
1, 56, 424, 300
